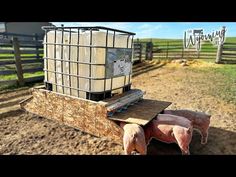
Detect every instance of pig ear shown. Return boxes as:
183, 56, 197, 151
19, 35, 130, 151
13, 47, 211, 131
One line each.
206, 113, 211, 119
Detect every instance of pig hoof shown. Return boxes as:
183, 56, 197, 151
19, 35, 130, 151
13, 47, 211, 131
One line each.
201, 138, 208, 144
201, 140, 207, 145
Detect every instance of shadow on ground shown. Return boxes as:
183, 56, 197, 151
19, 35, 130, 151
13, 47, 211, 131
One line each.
147, 127, 236, 155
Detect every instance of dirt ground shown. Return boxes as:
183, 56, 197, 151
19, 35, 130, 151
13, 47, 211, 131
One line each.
0, 60, 236, 155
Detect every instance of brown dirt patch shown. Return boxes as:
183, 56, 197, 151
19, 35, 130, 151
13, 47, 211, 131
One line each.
0, 60, 235, 154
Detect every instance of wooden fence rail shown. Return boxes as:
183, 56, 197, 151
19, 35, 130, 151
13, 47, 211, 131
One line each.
0, 32, 44, 87
134, 41, 208, 61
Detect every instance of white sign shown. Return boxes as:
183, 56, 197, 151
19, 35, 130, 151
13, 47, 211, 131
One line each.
183, 26, 226, 51
106, 48, 132, 78
113, 59, 132, 76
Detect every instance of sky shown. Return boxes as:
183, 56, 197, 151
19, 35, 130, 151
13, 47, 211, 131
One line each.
52, 22, 236, 39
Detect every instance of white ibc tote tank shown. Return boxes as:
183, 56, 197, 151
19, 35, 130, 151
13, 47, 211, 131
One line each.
43, 26, 135, 101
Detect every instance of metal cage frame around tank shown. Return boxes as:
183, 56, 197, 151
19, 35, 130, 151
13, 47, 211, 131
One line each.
42, 25, 136, 101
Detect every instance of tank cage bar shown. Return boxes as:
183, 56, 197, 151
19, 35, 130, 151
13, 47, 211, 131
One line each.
42, 26, 136, 101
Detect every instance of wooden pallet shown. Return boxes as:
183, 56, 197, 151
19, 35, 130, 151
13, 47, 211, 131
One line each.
20, 86, 172, 144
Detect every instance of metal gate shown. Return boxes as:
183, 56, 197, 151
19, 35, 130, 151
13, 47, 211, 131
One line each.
133, 43, 142, 63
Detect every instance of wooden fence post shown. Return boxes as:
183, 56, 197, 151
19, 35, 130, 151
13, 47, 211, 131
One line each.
34, 33, 40, 60
145, 42, 153, 60
215, 26, 226, 64
12, 37, 24, 86
216, 43, 223, 64
197, 50, 200, 59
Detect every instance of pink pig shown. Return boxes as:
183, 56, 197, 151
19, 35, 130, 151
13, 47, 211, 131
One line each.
155, 114, 193, 128
163, 110, 211, 144
144, 114, 193, 155
120, 122, 147, 155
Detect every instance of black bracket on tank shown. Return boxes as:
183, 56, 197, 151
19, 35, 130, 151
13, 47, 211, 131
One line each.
86, 91, 112, 101
123, 84, 131, 92
45, 82, 53, 91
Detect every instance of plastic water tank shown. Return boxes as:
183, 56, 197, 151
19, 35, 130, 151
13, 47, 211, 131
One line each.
43, 26, 136, 101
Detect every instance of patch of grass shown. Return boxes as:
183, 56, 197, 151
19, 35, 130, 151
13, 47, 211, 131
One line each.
0, 82, 43, 92
212, 65, 236, 79
187, 60, 236, 104
225, 37, 236, 43
0, 71, 44, 81
0, 71, 44, 91
0, 54, 43, 58
0, 74, 17, 80
23, 71, 44, 78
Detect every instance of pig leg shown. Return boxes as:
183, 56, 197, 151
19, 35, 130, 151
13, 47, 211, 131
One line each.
180, 146, 190, 155
173, 127, 192, 155
135, 137, 147, 155
123, 141, 133, 155
199, 127, 209, 145
176, 139, 190, 155
194, 126, 209, 144
123, 135, 134, 155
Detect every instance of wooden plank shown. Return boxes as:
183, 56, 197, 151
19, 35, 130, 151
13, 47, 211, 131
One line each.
199, 55, 216, 57
160, 46, 182, 50
19, 40, 43, 45
12, 37, 24, 86
222, 53, 236, 56
0, 56, 14, 60
20, 56, 42, 59
224, 43, 236, 45
0, 39, 12, 44
23, 67, 43, 73
0, 70, 16, 75
221, 58, 236, 61
223, 48, 236, 51
24, 76, 44, 82
19, 45, 43, 48
0, 43, 12, 47
221, 55, 236, 59
0, 60, 15, 65
22, 59, 43, 64
109, 99, 172, 125
20, 88, 123, 145
20, 50, 43, 54
0, 49, 14, 54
